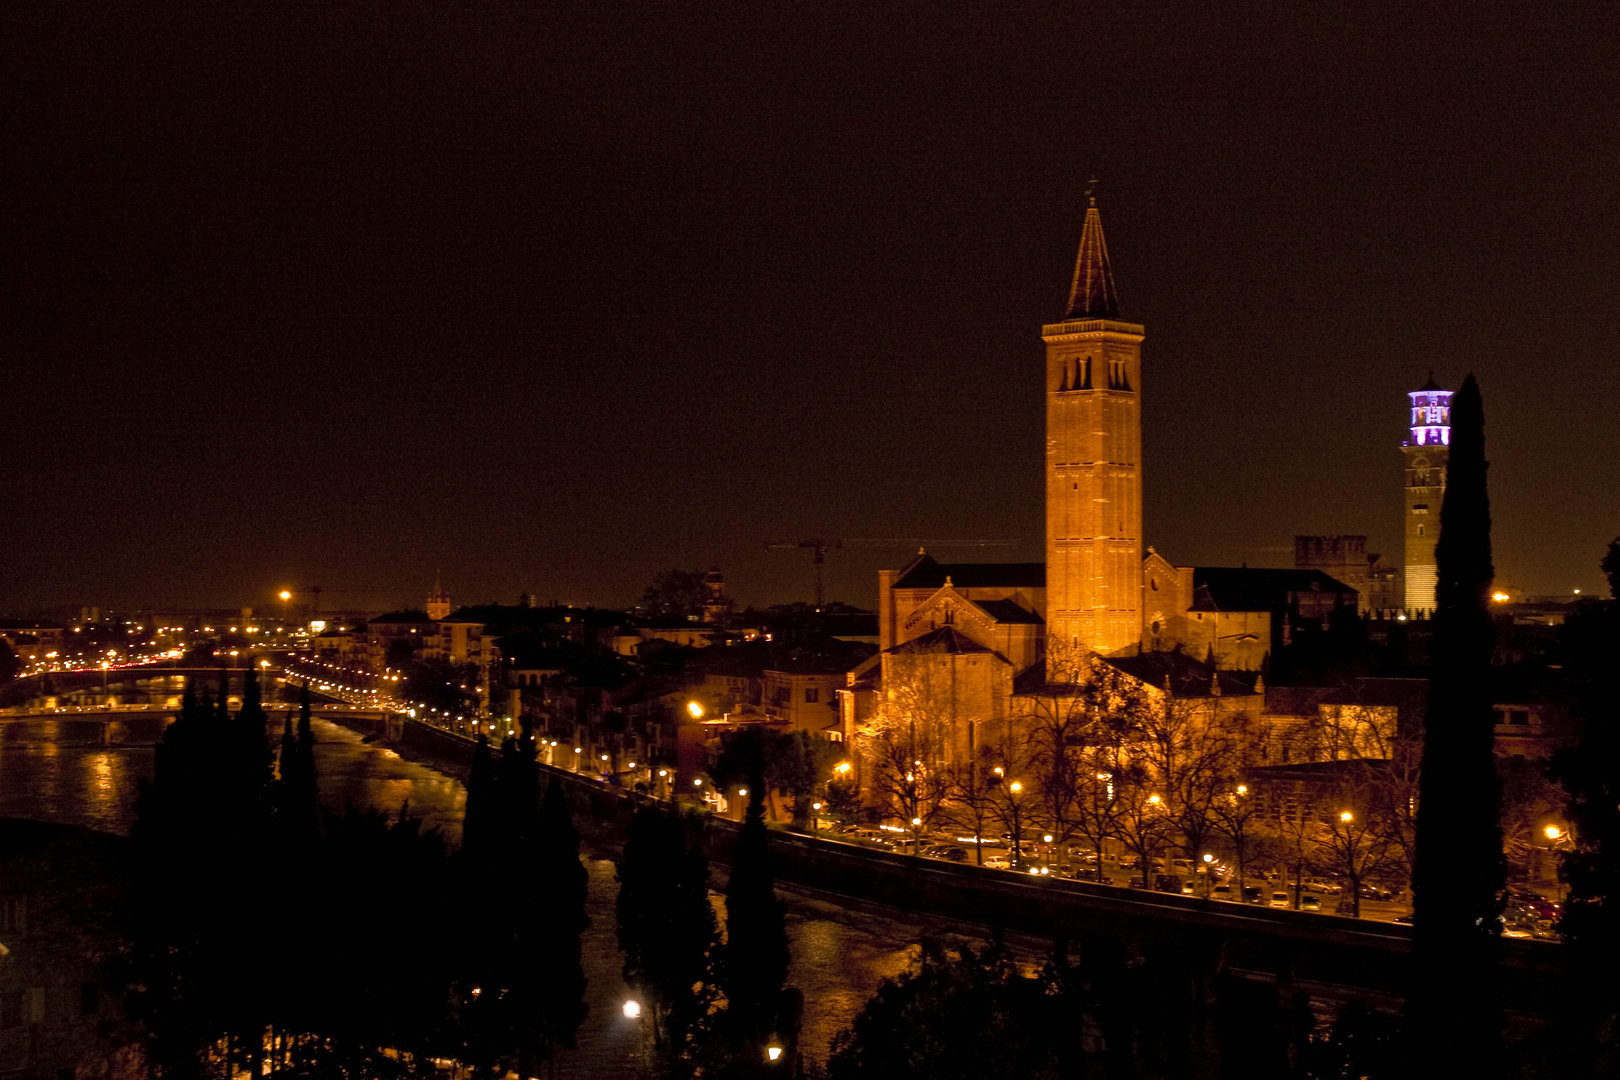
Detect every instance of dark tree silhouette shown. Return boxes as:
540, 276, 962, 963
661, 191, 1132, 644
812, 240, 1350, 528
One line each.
1406, 374, 1505, 1076
720, 789, 791, 1060
275, 681, 319, 840
637, 568, 710, 621
529, 778, 589, 1075
827, 939, 1060, 1080
1544, 548, 1620, 1074
460, 733, 498, 862
616, 804, 718, 1070
129, 678, 457, 1080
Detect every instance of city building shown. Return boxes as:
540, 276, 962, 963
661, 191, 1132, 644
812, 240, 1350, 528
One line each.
1402, 376, 1452, 611
1294, 535, 1401, 615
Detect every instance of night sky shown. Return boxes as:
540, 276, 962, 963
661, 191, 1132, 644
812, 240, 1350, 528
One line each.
5, 3, 1617, 615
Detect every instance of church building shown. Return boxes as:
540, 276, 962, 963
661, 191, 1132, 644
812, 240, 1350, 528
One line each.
841, 197, 1280, 771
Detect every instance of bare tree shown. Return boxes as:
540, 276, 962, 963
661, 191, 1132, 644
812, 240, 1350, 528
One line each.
1318, 781, 1401, 917
1016, 643, 1162, 877
856, 657, 962, 854
1209, 777, 1267, 900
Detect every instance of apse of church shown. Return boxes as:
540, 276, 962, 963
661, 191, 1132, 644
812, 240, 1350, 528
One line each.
1042, 199, 1145, 657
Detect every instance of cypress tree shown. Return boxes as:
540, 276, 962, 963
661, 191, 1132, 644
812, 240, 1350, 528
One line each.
618, 804, 718, 1065
526, 778, 589, 1076
1407, 374, 1504, 1075
461, 733, 498, 862
276, 681, 320, 841
722, 787, 791, 1057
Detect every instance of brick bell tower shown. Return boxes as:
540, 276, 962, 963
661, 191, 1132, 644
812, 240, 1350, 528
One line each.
1402, 374, 1451, 612
1042, 194, 1144, 657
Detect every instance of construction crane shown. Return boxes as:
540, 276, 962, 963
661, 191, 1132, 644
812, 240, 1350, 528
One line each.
764, 538, 1016, 610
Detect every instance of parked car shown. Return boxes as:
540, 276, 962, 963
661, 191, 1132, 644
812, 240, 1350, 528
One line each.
938, 847, 969, 863
1153, 874, 1183, 894
982, 854, 1012, 870
1211, 884, 1234, 900
1242, 885, 1264, 904
1357, 883, 1395, 901
1300, 894, 1322, 912
1269, 891, 1291, 908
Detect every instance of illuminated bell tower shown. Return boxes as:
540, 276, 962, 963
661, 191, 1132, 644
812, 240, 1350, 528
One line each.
426, 573, 451, 621
1042, 196, 1144, 657
1401, 376, 1451, 612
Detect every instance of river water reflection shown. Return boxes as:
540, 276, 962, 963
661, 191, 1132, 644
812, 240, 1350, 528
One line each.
0, 716, 985, 1072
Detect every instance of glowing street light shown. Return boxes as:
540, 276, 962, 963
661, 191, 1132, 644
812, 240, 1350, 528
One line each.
1339, 811, 1354, 823
687, 700, 705, 719
622, 1000, 641, 1019
767, 1045, 783, 1062
1545, 824, 1563, 841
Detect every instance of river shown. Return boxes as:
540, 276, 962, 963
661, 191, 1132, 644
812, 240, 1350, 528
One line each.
0, 714, 992, 1074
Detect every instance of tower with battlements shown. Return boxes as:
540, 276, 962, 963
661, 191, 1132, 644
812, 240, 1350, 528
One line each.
426, 574, 451, 621
1042, 198, 1144, 656
1402, 376, 1452, 611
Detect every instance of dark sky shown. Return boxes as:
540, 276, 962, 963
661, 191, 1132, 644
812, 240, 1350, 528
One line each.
4, 2, 1617, 616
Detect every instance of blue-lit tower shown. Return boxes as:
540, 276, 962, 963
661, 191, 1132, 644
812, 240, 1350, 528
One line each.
1402, 375, 1452, 611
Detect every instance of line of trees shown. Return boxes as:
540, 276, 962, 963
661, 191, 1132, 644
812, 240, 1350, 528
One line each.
127, 675, 591, 1080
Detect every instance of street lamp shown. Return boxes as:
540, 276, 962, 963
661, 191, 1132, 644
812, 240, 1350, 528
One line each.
1202, 852, 1214, 898
811, 800, 822, 832
1008, 781, 1026, 869
687, 700, 705, 719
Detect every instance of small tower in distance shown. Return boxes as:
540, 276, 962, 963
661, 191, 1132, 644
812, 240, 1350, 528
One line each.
1402, 375, 1452, 612
426, 573, 452, 621
702, 565, 729, 625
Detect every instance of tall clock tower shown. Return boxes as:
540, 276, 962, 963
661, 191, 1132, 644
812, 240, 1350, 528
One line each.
1042, 198, 1144, 657
1402, 375, 1451, 612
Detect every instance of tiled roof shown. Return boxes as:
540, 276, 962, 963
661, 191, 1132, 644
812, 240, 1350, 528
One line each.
369, 610, 434, 625
1105, 649, 1260, 697
892, 555, 1045, 590
972, 598, 1044, 625
889, 627, 994, 655
1189, 567, 1355, 612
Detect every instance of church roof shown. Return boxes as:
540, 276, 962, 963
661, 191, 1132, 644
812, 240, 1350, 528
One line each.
1188, 567, 1356, 612
889, 626, 994, 655
1064, 200, 1121, 320
891, 555, 1045, 590
1105, 650, 1261, 697
971, 598, 1043, 624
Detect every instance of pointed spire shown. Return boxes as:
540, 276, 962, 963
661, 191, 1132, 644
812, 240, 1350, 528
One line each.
1064, 188, 1121, 320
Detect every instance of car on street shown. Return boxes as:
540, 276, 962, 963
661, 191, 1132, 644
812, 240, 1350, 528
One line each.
1269, 891, 1291, 908
1300, 894, 1322, 912
1242, 886, 1264, 904
982, 854, 1012, 870
1211, 884, 1234, 900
